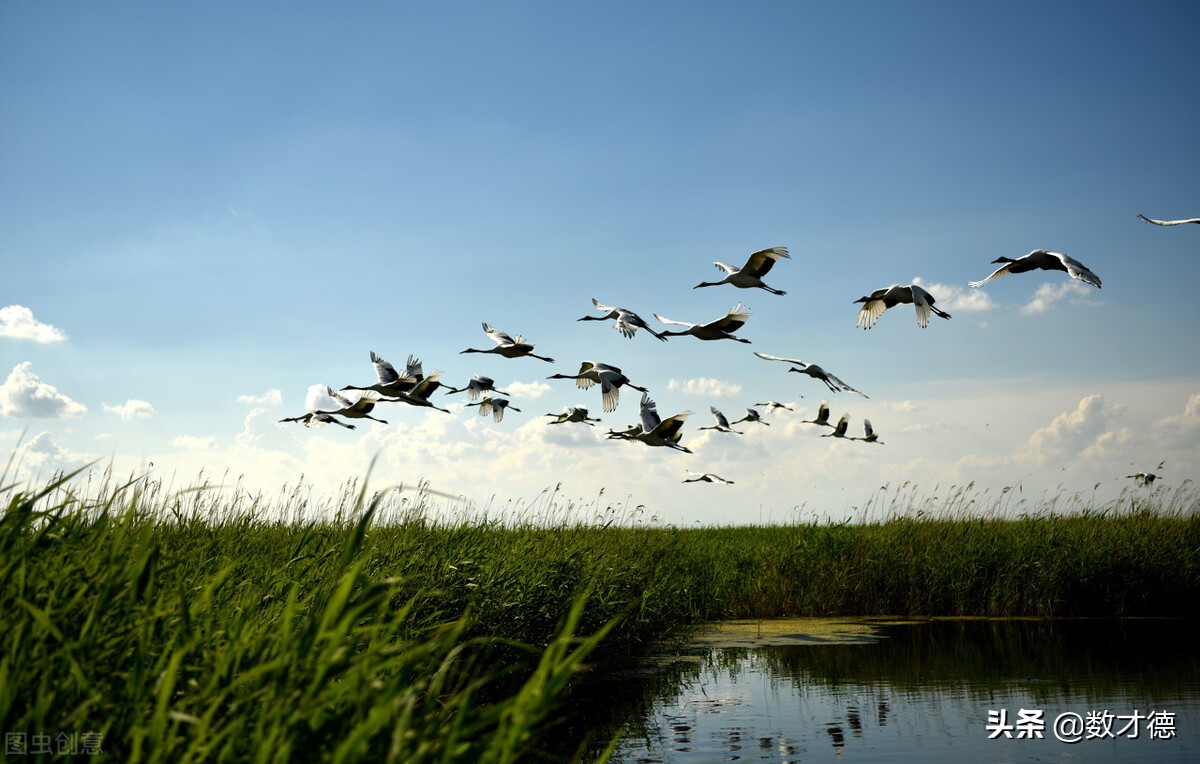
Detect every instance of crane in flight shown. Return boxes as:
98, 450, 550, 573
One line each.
341, 352, 422, 397
609, 393, 693, 453
443, 374, 509, 401
683, 471, 735, 484
461, 323, 555, 362
754, 352, 868, 397
698, 406, 743, 434
1137, 213, 1199, 226
279, 411, 355, 430
968, 249, 1101, 289
545, 406, 602, 426
577, 298, 669, 341
547, 361, 648, 413
694, 246, 791, 295
467, 396, 521, 422
655, 303, 753, 343
854, 284, 951, 329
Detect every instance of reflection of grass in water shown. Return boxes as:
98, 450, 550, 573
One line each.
736, 618, 1200, 703
3, 460, 1198, 761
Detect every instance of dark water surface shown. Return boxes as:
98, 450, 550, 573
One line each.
578, 618, 1200, 763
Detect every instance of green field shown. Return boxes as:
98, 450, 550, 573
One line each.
3, 465, 1197, 762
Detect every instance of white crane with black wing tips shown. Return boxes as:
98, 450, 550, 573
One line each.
387, 373, 451, 413
623, 392, 693, 453
694, 246, 790, 295
545, 406, 601, 426
753, 352, 869, 398
578, 298, 668, 341
467, 396, 521, 422
279, 411, 356, 430
852, 418, 883, 444
854, 283, 951, 329
321, 386, 389, 424
547, 361, 648, 413
1138, 213, 1200, 226
821, 413, 851, 439
461, 323, 555, 362
443, 374, 509, 401
698, 406, 743, 434
755, 400, 795, 411
968, 249, 1101, 289
801, 400, 836, 429
342, 351, 422, 397
732, 407, 769, 426
1126, 460, 1165, 486
683, 471, 735, 484
655, 303, 753, 343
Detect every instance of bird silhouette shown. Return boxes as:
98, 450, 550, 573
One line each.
1137, 213, 1200, 226
467, 396, 521, 422
545, 406, 601, 426
279, 411, 355, 429
547, 361, 648, 413
754, 352, 868, 397
655, 304, 753, 343
854, 284, 951, 329
461, 323, 555, 362
968, 249, 1101, 289
698, 406, 743, 434
577, 298, 669, 341
693, 246, 790, 295
341, 352, 422, 397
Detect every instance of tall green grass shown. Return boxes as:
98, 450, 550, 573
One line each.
2, 463, 1197, 761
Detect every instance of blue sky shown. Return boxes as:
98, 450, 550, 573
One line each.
3, 2, 1198, 524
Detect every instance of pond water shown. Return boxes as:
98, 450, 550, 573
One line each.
581, 618, 1200, 763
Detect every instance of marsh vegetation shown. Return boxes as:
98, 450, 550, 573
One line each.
3, 463, 1197, 761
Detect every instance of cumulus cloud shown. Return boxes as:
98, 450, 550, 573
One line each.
912, 278, 995, 313
17, 432, 94, 473
667, 377, 742, 397
237, 389, 283, 406
103, 399, 156, 420
1021, 281, 1098, 315
0, 362, 87, 419
506, 380, 553, 399
172, 435, 218, 450
1025, 394, 1123, 466
0, 305, 67, 344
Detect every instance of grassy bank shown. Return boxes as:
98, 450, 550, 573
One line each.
3, 468, 1197, 761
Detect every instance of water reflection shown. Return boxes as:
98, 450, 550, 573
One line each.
598, 619, 1200, 763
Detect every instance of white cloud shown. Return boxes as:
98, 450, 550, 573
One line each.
103, 399, 156, 420
1021, 281, 1098, 315
506, 380, 553, 399
237, 389, 283, 406
0, 305, 67, 344
0, 362, 87, 419
913, 278, 995, 313
17, 432, 94, 473
1025, 394, 1123, 466
667, 377, 742, 397
172, 435, 218, 450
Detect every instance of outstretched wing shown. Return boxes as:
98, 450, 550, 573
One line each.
753, 351, 807, 367
1138, 213, 1200, 226
654, 313, 696, 328
855, 294, 889, 329
1054, 252, 1102, 288
967, 262, 1015, 288
707, 303, 750, 332
639, 392, 662, 432
371, 351, 401, 385
741, 246, 790, 277
482, 323, 517, 347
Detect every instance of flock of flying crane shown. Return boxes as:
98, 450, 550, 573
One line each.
280, 212, 1196, 486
